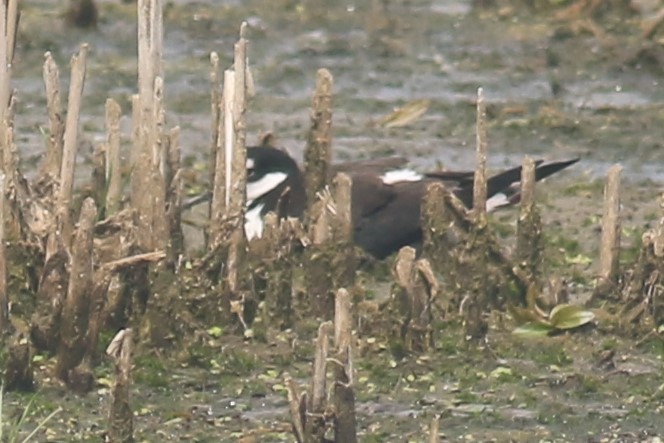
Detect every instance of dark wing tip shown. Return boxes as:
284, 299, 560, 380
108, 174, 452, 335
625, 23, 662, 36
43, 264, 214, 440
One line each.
534, 157, 580, 181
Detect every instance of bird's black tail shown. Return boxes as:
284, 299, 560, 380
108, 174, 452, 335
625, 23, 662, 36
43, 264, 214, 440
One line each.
450, 157, 580, 209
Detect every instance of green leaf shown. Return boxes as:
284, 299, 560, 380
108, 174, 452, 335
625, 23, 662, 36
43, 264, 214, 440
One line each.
207, 326, 224, 338
512, 322, 554, 337
549, 304, 595, 330
489, 366, 513, 379
565, 253, 592, 265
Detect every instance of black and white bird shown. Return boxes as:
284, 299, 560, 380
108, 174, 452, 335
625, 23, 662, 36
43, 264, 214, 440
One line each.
244, 145, 579, 259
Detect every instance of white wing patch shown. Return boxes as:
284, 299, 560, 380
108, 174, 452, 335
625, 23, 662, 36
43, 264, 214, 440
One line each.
246, 171, 287, 204
486, 193, 511, 212
246, 158, 255, 170
381, 169, 423, 185
244, 203, 265, 240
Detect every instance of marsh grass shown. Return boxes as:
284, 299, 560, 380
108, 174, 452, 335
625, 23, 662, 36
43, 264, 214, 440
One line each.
0, 384, 62, 443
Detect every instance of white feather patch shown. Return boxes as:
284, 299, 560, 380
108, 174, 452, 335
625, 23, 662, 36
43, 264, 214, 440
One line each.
486, 193, 511, 212
246, 158, 255, 170
244, 203, 265, 240
380, 169, 423, 185
246, 171, 287, 203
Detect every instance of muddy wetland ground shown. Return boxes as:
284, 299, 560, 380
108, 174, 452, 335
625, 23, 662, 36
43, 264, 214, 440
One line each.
2, 0, 664, 442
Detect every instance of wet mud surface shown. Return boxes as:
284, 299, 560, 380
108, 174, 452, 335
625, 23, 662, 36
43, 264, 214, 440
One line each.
3, 0, 664, 441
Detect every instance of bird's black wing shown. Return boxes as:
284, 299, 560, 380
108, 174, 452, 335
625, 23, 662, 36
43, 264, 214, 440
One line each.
352, 179, 427, 259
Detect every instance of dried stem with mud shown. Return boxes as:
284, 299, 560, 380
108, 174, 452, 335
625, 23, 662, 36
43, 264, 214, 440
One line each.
286, 291, 359, 443
132, 0, 167, 253
595, 164, 622, 298
391, 247, 439, 352
462, 87, 490, 339
516, 156, 543, 290
55, 198, 97, 388
107, 328, 135, 443
104, 98, 123, 216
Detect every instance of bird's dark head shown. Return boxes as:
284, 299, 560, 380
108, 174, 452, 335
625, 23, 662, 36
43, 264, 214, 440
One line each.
244, 146, 306, 239
246, 146, 302, 204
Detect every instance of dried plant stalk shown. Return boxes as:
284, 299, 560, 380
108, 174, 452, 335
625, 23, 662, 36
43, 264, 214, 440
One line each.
106, 328, 135, 443
598, 164, 622, 285
41, 52, 65, 179
333, 172, 352, 242
392, 248, 438, 351
92, 145, 107, 211
304, 68, 333, 224
0, 110, 9, 197
0, 0, 15, 181
392, 246, 416, 340
1, 96, 18, 196
0, 95, 17, 192
153, 77, 166, 169
420, 183, 454, 315
309, 190, 333, 245
58, 43, 89, 244
464, 87, 490, 339
207, 119, 226, 246
209, 52, 221, 186
516, 156, 542, 285
151, 78, 168, 248
411, 259, 438, 349
105, 98, 122, 215
429, 415, 440, 443
55, 198, 97, 383
305, 180, 357, 317
4, 0, 18, 68
229, 22, 248, 219
255, 214, 299, 329
473, 87, 488, 222
302, 71, 350, 318
130, 94, 139, 165
520, 156, 536, 207
3, 337, 34, 392
655, 193, 664, 257
306, 321, 332, 441
0, 45, 6, 126
334, 288, 352, 349
137, 0, 163, 100
165, 126, 183, 257
310, 321, 332, 410
133, 0, 166, 252
223, 69, 235, 209
421, 182, 453, 268
225, 23, 249, 292
285, 373, 305, 443
207, 51, 223, 250
333, 372, 357, 443
442, 189, 528, 294
208, 70, 235, 250
101, 251, 166, 273
165, 127, 180, 183
333, 288, 357, 443
332, 174, 359, 296
6, 1, 17, 58
622, 193, 664, 322
91, 250, 166, 343
0, 172, 6, 333
32, 245, 68, 353
0, 0, 18, 125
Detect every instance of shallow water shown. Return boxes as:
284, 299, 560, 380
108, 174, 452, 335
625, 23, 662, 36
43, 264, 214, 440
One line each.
12, 0, 664, 183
